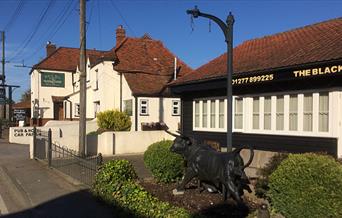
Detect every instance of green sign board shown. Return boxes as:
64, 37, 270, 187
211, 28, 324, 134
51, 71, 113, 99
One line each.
41, 72, 65, 87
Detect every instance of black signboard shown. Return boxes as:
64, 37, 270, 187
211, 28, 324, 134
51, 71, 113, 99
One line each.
14, 109, 26, 121
232, 64, 342, 86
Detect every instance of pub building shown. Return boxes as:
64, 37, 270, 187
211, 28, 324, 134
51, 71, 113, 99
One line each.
170, 18, 342, 162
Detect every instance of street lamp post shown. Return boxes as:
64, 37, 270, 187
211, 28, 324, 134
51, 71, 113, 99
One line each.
186, 6, 234, 152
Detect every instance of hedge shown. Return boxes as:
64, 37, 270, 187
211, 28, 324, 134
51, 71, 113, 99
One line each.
268, 153, 342, 218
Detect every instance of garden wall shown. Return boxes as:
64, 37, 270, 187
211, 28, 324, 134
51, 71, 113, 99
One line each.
87, 131, 175, 156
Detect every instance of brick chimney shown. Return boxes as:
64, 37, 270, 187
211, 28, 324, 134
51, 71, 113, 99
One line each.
46, 41, 56, 57
116, 25, 126, 47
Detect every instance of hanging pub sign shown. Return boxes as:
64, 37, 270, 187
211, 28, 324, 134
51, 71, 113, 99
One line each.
41, 72, 65, 87
232, 64, 342, 86
13, 109, 26, 121
0, 87, 5, 105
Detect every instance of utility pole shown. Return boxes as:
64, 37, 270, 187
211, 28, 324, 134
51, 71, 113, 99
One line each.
1, 31, 6, 120
79, 0, 87, 156
186, 6, 234, 152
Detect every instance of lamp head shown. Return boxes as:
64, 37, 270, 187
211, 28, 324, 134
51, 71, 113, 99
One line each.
186, 5, 200, 18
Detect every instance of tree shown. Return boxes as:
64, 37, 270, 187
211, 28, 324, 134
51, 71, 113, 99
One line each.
20, 89, 31, 102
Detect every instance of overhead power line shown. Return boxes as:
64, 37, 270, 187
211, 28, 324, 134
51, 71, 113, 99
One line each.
109, 0, 136, 37
22, 0, 77, 62
3, 0, 25, 32
8, 0, 56, 62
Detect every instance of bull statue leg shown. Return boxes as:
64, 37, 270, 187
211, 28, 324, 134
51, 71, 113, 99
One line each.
173, 168, 196, 195
226, 180, 243, 203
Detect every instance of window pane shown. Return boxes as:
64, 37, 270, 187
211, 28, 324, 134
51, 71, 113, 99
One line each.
202, 100, 207, 127
264, 97, 271, 130
234, 97, 243, 129
253, 97, 259, 129
210, 101, 215, 128
172, 100, 180, 115
303, 94, 313, 131
289, 95, 298, 130
276, 96, 284, 130
219, 100, 224, 128
195, 101, 199, 127
319, 93, 329, 132
124, 100, 132, 116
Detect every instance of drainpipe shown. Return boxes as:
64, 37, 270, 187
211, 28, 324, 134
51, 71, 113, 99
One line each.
120, 73, 122, 112
135, 96, 138, 131
65, 98, 72, 121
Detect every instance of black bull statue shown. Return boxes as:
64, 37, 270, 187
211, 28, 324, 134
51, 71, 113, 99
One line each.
165, 130, 254, 203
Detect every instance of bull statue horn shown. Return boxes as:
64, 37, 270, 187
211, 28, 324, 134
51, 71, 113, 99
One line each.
164, 129, 179, 137
176, 130, 185, 136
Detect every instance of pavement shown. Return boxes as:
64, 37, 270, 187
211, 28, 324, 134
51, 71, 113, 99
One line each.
0, 136, 114, 217
0, 128, 153, 218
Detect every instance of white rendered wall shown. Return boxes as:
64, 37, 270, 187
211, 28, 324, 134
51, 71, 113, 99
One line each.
137, 97, 180, 131
31, 69, 74, 119
87, 131, 175, 156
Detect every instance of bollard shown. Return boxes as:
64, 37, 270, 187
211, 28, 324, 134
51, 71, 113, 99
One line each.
48, 128, 52, 168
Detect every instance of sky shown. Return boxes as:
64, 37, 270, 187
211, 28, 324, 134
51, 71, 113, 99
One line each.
0, 0, 341, 102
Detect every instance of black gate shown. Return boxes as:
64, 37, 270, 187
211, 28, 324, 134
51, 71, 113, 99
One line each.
33, 127, 102, 186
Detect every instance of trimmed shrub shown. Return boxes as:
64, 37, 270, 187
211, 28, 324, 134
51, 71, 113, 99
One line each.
144, 140, 184, 183
92, 160, 137, 198
96, 109, 131, 131
92, 159, 190, 217
255, 153, 288, 198
268, 153, 342, 218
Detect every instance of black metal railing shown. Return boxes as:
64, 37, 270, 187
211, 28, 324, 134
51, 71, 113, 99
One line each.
33, 127, 102, 187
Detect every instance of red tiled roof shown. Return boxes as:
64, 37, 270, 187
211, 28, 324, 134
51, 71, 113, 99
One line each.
32, 48, 115, 72
172, 17, 342, 86
113, 34, 192, 95
13, 101, 31, 109
32, 33, 192, 96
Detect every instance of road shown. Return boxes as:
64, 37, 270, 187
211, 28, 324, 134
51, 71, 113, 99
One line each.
0, 138, 115, 218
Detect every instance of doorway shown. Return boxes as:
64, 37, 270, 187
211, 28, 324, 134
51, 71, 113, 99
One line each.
53, 102, 64, 120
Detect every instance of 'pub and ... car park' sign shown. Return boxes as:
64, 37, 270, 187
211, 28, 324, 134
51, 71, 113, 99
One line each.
41, 72, 65, 87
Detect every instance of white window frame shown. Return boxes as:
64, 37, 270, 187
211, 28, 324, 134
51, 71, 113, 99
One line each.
276, 95, 284, 131
289, 94, 298, 131
93, 101, 100, 118
75, 103, 80, 117
264, 96, 272, 130
252, 97, 260, 130
124, 99, 133, 116
172, 100, 180, 116
234, 96, 243, 131
140, 99, 149, 116
193, 97, 227, 132
318, 92, 329, 132
95, 69, 99, 90
245, 90, 332, 138
303, 93, 313, 131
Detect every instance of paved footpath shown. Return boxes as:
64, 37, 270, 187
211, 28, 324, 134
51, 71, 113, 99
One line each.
0, 139, 115, 218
